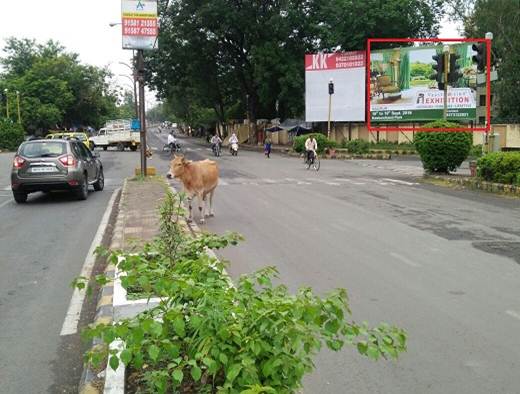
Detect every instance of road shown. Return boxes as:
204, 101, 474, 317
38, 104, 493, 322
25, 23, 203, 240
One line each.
0, 149, 138, 393
1, 132, 518, 393
151, 131, 520, 394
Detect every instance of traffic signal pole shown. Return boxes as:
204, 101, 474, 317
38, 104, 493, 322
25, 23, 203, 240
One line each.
443, 47, 450, 120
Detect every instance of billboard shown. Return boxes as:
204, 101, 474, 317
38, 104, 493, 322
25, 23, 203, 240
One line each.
369, 43, 477, 123
305, 51, 366, 122
122, 0, 158, 50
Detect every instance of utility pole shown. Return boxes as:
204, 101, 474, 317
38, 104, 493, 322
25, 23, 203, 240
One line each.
328, 78, 334, 139
16, 91, 21, 124
4, 89, 9, 119
136, 50, 147, 176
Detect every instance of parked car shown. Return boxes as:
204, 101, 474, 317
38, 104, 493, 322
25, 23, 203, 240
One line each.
11, 139, 104, 203
46, 131, 93, 150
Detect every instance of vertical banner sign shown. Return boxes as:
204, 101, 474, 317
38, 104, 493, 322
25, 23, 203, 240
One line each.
122, 0, 158, 50
305, 52, 366, 122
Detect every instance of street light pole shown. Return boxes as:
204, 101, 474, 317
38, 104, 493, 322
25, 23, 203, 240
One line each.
16, 91, 21, 124
4, 89, 9, 119
119, 60, 138, 119
136, 50, 147, 176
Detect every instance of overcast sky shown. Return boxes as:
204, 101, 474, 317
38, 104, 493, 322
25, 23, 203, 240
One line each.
0, 1, 463, 109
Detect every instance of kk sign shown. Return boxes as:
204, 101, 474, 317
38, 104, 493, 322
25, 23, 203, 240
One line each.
121, 0, 158, 50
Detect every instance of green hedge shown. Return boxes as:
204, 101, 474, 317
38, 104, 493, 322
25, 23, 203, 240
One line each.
414, 121, 472, 173
341, 139, 370, 154
477, 152, 520, 185
0, 119, 25, 151
293, 133, 336, 154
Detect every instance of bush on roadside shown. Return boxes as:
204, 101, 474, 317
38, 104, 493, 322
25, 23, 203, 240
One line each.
414, 121, 472, 173
293, 133, 336, 154
0, 119, 25, 151
74, 190, 407, 394
477, 152, 520, 185
468, 144, 484, 159
341, 139, 370, 154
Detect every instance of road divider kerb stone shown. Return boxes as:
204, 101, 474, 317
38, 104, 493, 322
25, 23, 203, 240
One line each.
424, 174, 520, 197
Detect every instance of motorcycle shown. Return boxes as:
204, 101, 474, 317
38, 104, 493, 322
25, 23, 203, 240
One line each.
230, 142, 238, 156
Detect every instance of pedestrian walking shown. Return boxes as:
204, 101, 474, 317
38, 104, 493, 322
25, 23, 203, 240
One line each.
264, 134, 272, 158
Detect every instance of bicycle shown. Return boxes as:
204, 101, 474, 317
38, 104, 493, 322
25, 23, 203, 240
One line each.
304, 151, 320, 171
163, 142, 182, 156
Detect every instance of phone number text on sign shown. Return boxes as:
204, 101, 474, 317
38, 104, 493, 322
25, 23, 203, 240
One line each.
122, 18, 158, 36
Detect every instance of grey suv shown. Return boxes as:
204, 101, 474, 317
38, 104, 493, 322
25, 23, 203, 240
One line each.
11, 139, 104, 203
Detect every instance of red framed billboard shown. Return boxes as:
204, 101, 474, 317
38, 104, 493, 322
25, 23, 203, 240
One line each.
367, 38, 491, 132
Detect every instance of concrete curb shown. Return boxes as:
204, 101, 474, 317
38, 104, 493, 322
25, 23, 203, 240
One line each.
78, 183, 126, 394
424, 175, 520, 196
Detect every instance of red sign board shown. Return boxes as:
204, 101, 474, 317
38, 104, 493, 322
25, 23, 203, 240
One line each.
305, 51, 365, 71
122, 18, 158, 36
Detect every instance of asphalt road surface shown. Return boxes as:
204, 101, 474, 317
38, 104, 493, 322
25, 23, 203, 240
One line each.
152, 131, 520, 394
0, 149, 139, 393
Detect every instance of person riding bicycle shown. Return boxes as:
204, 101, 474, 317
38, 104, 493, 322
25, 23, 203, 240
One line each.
210, 134, 222, 153
305, 135, 318, 164
167, 132, 177, 151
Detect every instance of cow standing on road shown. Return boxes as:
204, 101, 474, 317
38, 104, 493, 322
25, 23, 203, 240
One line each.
167, 155, 219, 224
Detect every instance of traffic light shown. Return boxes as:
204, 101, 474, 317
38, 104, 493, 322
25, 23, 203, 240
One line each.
472, 43, 486, 72
448, 53, 463, 86
432, 53, 445, 90
328, 79, 334, 95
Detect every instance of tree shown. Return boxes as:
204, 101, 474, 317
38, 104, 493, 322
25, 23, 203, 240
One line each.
462, 0, 520, 122
0, 38, 119, 133
146, 0, 445, 142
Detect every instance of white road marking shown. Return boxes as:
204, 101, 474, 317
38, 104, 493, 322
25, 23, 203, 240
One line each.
390, 252, 420, 267
325, 182, 340, 186
263, 178, 277, 184
60, 187, 120, 336
2, 186, 10, 191
219, 180, 229, 186
382, 178, 417, 186
297, 181, 311, 185
505, 310, 520, 321
0, 199, 13, 209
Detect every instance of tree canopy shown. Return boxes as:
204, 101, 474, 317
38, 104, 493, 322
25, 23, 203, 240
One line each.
0, 38, 123, 134
461, 0, 520, 122
145, 0, 444, 139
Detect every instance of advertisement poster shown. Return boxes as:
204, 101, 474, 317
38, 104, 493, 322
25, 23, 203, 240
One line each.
370, 44, 477, 122
122, 0, 158, 50
305, 51, 366, 122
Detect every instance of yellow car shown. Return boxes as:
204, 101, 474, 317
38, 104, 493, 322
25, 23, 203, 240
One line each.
46, 132, 92, 150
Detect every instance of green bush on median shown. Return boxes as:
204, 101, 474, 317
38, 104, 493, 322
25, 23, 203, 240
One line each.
478, 152, 520, 185
414, 120, 472, 173
75, 190, 407, 393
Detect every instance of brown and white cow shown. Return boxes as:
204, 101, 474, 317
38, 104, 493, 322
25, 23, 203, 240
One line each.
167, 155, 219, 224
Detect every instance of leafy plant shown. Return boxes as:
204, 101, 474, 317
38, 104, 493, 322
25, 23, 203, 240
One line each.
341, 139, 370, 154
468, 144, 483, 159
293, 133, 336, 154
75, 189, 407, 393
414, 121, 472, 173
0, 118, 24, 150
477, 152, 520, 185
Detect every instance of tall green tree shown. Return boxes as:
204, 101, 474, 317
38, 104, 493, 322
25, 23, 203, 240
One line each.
146, 0, 444, 142
0, 38, 119, 133
462, 0, 520, 122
